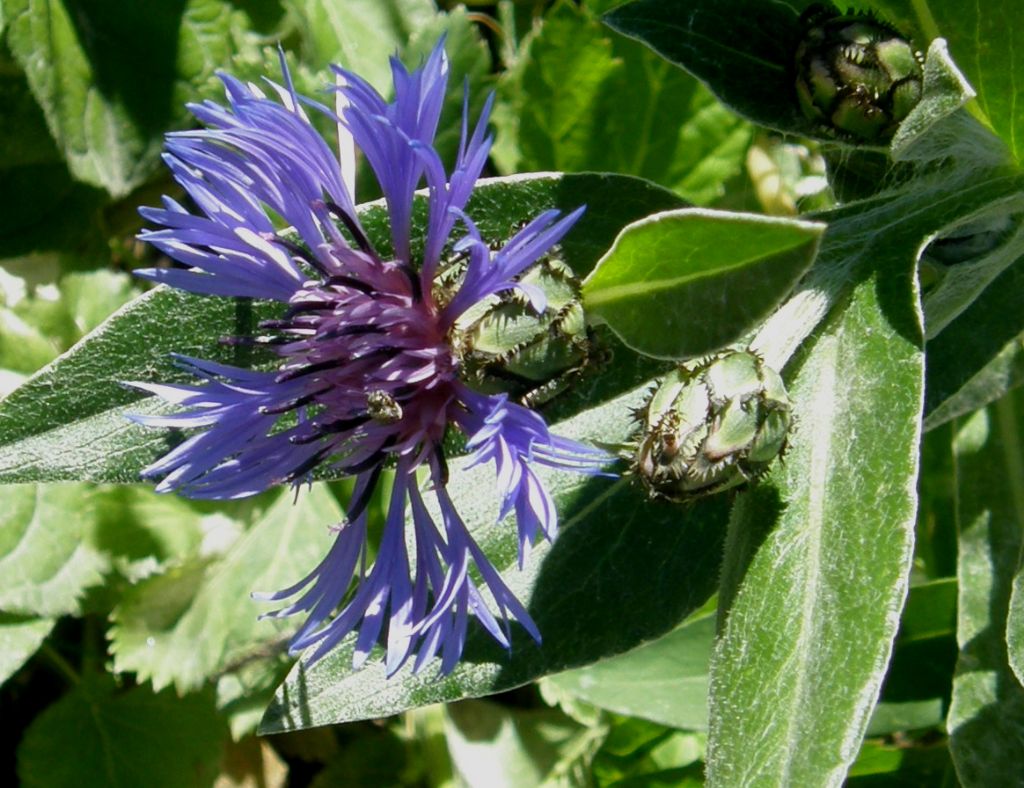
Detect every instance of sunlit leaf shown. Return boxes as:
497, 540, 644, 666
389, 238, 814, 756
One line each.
947, 397, 1024, 786
546, 612, 714, 731
705, 231, 923, 785
583, 209, 822, 359
0, 483, 108, 617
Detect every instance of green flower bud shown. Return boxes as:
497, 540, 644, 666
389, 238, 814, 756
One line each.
634, 351, 792, 501
795, 4, 923, 142
448, 256, 594, 408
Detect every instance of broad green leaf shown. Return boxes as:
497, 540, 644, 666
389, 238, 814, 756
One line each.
110, 484, 342, 693
705, 239, 923, 785
0, 613, 54, 685
897, 577, 958, 644
16, 678, 226, 788
444, 700, 592, 788
546, 612, 714, 731
591, 719, 705, 785
603, 0, 815, 137
59, 270, 139, 339
868, 0, 1024, 162
0, 173, 684, 485
260, 385, 731, 732
0, 287, 278, 485
5, 0, 256, 196
947, 397, 1024, 786
494, 1, 751, 204
0, 483, 108, 616
216, 657, 293, 741
753, 165, 1024, 382
582, 209, 823, 359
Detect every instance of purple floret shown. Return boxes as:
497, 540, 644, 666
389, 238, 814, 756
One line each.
132, 41, 611, 675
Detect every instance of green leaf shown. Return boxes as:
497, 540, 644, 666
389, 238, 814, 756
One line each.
603, 0, 815, 138
924, 254, 1024, 431
0, 52, 61, 168
0, 286, 278, 484
5, 0, 256, 196
216, 657, 293, 741
16, 678, 226, 788
546, 612, 714, 731
582, 209, 823, 359
110, 484, 342, 693
0, 613, 54, 685
91, 486, 205, 581
1011, 574, 1024, 689
0, 483, 108, 616
947, 396, 1024, 786
846, 739, 955, 785
866, 578, 958, 736
495, 1, 751, 205
921, 198, 1024, 340
260, 385, 731, 732
0, 173, 684, 485
0, 303, 61, 376
898, 577, 958, 644
60, 270, 140, 339
705, 244, 923, 784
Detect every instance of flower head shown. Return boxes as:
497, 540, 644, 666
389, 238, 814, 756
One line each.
131, 42, 611, 675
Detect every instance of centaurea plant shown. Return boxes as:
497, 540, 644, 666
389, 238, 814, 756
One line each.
130, 42, 611, 676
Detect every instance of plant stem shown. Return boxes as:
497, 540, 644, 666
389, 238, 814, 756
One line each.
38, 643, 81, 686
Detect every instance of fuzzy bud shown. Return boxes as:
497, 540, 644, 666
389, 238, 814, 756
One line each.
634, 351, 792, 501
795, 4, 923, 142
449, 256, 593, 408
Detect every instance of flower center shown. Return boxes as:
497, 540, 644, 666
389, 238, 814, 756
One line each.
271, 259, 459, 461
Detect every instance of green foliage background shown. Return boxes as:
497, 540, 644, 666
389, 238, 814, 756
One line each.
1, 0, 1022, 786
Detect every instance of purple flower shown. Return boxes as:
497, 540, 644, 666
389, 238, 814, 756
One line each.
130, 42, 611, 675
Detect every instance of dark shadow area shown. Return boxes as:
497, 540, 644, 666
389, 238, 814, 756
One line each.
66, 0, 188, 142
603, 0, 814, 137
